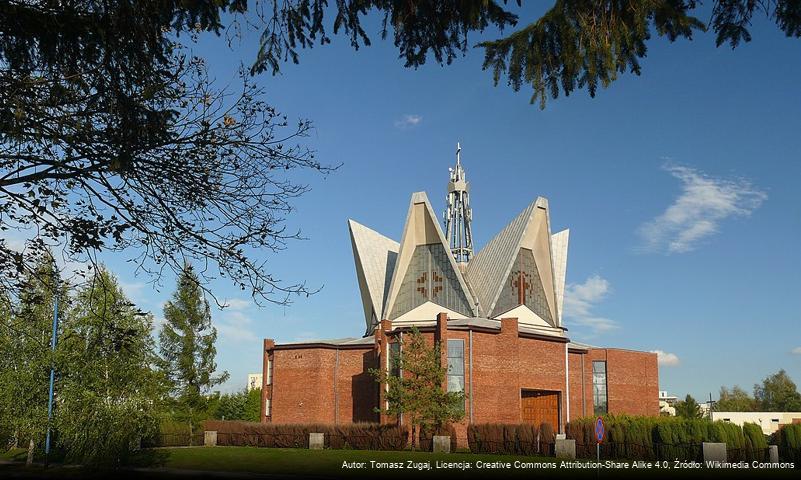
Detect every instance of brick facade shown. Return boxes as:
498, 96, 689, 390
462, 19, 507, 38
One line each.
261, 314, 659, 448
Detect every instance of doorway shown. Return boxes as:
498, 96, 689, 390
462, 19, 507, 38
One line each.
521, 389, 560, 429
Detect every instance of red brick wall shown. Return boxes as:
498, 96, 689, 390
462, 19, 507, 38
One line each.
266, 346, 378, 424
587, 348, 659, 416
568, 351, 593, 420
260, 318, 659, 447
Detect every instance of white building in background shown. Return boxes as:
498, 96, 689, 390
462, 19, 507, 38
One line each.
712, 412, 801, 435
659, 391, 678, 416
247, 373, 263, 392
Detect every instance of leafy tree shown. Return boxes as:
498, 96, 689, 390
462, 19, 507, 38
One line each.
0, 253, 66, 460
55, 267, 165, 467
675, 394, 703, 419
370, 327, 465, 450
715, 385, 759, 412
211, 388, 262, 422
252, 1, 801, 108
159, 264, 229, 439
1, 0, 330, 304
244, 388, 263, 422
754, 369, 801, 411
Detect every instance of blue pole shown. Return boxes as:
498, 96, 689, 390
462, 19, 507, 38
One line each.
44, 273, 59, 468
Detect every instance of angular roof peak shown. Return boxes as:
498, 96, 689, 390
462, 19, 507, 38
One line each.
348, 219, 399, 334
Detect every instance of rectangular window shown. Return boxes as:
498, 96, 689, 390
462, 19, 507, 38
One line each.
266, 358, 273, 385
265, 399, 271, 417
447, 339, 465, 394
389, 341, 401, 377
593, 361, 608, 415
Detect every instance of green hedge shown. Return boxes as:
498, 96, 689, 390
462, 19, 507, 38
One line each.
770, 423, 801, 464
202, 420, 409, 451
566, 415, 769, 462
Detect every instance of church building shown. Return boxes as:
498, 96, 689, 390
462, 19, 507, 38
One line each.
260, 145, 659, 447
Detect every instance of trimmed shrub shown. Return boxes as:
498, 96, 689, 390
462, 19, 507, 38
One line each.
467, 423, 555, 455
201, 421, 408, 451
539, 421, 555, 455
565, 415, 777, 462
771, 423, 801, 464
517, 423, 539, 456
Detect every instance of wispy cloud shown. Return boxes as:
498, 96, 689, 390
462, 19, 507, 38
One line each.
650, 350, 680, 366
563, 274, 618, 334
216, 310, 258, 343
394, 114, 422, 129
638, 164, 766, 254
792, 347, 801, 355
223, 298, 252, 311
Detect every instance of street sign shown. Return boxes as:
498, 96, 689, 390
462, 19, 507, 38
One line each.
595, 417, 605, 443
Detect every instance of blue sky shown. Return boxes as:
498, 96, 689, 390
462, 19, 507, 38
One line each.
44, 5, 801, 401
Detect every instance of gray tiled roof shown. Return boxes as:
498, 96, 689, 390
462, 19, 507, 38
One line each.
465, 200, 538, 315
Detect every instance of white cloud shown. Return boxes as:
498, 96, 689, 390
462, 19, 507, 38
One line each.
223, 298, 252, 311
792, 347, 801, 355
394, 114, 422, 129
650, 350, 680, 366
638, 164, 766, 254
216, 310, 258, 343
563, 275, 618, 334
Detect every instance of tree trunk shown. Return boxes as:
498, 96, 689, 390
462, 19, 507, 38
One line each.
189, 419, 193, 447
26, 438, 34, 466
411, 424, 417, 451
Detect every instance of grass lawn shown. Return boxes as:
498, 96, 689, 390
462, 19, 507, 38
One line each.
127, 446, 800, 478
3, 446, 798, 478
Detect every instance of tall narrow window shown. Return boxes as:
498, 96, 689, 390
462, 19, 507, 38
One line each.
265, 399, 271, 417
266, 358, 273, 385
389, 341, 401, 378
593, 361, 608, 415
447, 339, 465, 394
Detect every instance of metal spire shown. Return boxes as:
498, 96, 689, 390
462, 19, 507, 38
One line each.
444, 142, 473, 263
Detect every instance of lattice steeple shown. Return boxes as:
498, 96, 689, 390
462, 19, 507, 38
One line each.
443, 142, 473, 264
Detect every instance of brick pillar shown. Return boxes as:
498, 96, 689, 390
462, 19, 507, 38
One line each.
375, 320, 392, 424
435, 312, 449, 390
261, 338, 275, 423
499, 318, 521, 423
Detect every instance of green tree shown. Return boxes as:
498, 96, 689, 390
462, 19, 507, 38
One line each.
754, 369, 801, 411
56, 267, 165, 467
675, 394, 703, 419
244, 388, 263, 422
251, 1, 801, 108
1, 0, 329, 304
211, 388, 262, 422
0, 253, 66, 461
159, 264, 229, 439
370, 327, 465, 450
715, 385, 758, 412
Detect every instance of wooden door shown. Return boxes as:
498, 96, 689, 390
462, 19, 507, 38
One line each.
521, 390, 559, 429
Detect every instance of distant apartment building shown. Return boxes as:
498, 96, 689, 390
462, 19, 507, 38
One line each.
659, 391, 678, 416
247, 373, 263, 392
712, 412, 801, 435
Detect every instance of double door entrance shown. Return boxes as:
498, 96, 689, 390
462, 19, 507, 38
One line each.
521, 390, 560, 429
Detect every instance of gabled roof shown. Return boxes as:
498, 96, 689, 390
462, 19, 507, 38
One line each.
348, 220, 399, 334
383, 192, 478, 320
465, 200, 538, 315
464, 197, 559, 326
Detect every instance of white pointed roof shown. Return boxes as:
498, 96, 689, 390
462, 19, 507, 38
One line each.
383, 192, 478, 320
465, 197, 559, 325
348, 220, 399, 333
551, 229, 570, 326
